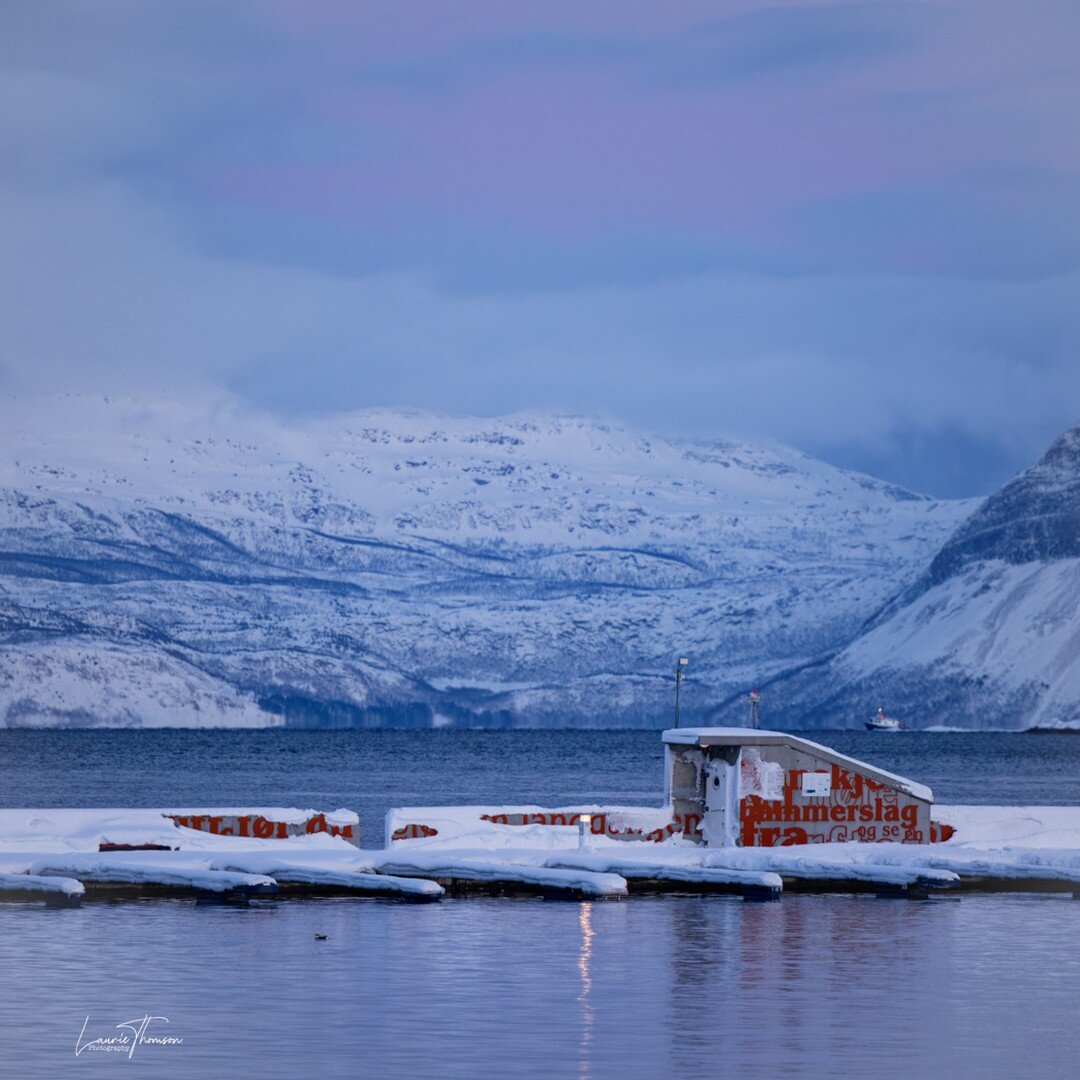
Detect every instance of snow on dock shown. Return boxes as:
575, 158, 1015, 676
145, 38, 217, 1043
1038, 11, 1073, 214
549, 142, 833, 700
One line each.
700, 850, 961, 891
4, 803, 1080, 906
375, 852, 629, 899
544, 851, 784, 897
0, 814, 446, 903
718, 843, 1080, 889
28, 855, 279, 901
0, 871, 84, 907
210, 854, 444, 901
4, 850, 444, 903
376, 845, 949, 898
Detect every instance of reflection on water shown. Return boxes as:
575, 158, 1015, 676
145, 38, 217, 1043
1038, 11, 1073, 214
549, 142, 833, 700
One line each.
577, 903, 593, 1080
0, 894, 1076, 1080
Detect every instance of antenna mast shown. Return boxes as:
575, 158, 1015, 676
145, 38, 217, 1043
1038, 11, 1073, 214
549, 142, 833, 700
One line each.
674, 658, 688, 728
747, 688, 760, 730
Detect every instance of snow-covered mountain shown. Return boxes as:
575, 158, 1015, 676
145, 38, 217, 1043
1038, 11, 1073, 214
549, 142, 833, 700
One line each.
0, 395, 970, 727
754, 426, 1080, 729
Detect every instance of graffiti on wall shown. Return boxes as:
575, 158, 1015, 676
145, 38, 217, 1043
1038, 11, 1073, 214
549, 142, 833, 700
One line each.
166, 812, 358, 846
739, 760, 952, 846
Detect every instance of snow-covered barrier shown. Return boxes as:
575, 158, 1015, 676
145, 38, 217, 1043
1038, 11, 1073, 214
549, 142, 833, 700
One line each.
386, 805, 687, 845
0, 808, 361, 852
165, 808, 359, 846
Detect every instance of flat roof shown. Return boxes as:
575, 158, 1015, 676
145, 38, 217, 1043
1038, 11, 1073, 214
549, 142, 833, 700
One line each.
662, 727, 933, 803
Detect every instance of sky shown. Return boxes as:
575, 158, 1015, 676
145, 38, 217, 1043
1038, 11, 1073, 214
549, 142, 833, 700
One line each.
1, 1, 1078, 497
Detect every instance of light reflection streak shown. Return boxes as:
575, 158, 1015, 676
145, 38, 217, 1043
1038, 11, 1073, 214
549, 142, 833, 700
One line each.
577, 901, 594, 1080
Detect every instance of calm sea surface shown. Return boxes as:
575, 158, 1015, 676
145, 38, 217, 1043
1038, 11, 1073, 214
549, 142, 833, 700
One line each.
0, 730, 1078, 1078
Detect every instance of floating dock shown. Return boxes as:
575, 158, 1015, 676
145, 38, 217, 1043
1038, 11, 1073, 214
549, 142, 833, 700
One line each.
0, 871, 84, 908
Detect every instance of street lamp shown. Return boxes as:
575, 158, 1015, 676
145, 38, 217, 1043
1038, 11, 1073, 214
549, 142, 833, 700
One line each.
674, 658, 688, 728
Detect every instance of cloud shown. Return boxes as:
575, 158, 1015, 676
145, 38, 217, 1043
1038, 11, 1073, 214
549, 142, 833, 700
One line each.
1, 0, 1078, 498
342, 3, 946, 93
787, 174, 1080, 278
662, 2, 951, 86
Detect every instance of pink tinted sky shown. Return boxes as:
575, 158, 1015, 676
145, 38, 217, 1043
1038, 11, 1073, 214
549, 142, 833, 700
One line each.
238, 0, 1078, 236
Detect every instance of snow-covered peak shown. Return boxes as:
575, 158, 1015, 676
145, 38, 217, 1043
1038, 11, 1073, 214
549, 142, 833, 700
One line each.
764, 422, 1080, 729
0, 393, 940, 545
926, 422, 1080, 585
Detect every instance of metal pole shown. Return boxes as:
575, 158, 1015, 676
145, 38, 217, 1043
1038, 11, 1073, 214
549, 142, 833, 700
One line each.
674, 658, 688, 728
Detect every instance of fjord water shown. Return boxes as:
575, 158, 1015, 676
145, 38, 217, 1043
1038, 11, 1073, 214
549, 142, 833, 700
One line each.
2, 892, 1078, 1080
0, 730, 1078, 1079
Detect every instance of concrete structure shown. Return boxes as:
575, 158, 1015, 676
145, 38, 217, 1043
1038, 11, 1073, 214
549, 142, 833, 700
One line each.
164, 809, 360, 847
664, 728, 941, 847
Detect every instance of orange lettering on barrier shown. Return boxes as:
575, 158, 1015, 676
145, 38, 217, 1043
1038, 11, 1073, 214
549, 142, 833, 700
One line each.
252, 817, 275, 839
391, 823, 439, 841
929, 821, 955, 843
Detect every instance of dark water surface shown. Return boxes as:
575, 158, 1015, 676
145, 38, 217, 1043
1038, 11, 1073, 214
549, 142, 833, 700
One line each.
1, 892, 1077, 1080
0, 730, 1078, 1078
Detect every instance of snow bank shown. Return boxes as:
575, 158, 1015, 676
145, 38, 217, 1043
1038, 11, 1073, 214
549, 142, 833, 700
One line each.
935, 805, 1080, 849
27, 854, 276, 893
699, 849, 961, 887
210, 853, 443, 898
0, 808, 360, 852
704, 842, 1080, 885
0, 871, 84, 897
374, 850, 629, 898
546, 852, 783, 891
0, 809, 185, 852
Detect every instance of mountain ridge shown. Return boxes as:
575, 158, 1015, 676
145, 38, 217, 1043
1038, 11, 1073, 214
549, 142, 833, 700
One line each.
0, 395, 971, 728
751, 422, 1080, 730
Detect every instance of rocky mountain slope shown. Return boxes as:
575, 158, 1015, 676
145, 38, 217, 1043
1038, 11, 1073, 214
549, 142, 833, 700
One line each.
0, 395, 969, 727
750, 426, 1080, 729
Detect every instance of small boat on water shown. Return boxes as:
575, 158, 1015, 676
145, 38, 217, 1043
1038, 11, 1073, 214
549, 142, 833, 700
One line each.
866, 707, 902, 732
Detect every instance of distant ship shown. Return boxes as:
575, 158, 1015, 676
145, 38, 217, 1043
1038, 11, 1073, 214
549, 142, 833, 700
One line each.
866, 707, 902, 732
